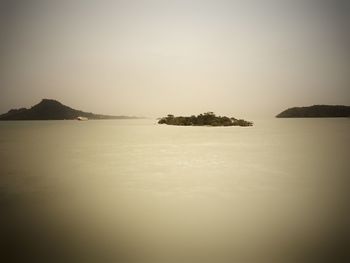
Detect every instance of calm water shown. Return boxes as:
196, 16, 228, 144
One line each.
1, 119, 349, 262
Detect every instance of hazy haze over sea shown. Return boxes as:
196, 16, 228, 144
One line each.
1, 118, 349, 262
1, 0, 349, 117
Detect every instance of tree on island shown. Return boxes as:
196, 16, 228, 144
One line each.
158, 112, 253, 127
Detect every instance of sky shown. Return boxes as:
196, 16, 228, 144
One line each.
0, 0, 349, 118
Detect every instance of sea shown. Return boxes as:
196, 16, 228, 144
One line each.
0, 118, 349, 263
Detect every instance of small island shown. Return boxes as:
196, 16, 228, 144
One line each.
158, 112, 253, 127
276, 105, 350, 118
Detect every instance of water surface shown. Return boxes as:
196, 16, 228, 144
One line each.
1, 119, 349, 262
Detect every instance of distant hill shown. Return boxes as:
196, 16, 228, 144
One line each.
0, 99, 141, 120
276, 105, 350, 118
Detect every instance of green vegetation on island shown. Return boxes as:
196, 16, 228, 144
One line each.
158, 112, 253, 127
0, 99, 142, 120
276, 105, 350, 118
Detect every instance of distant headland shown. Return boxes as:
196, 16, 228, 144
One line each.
0, 99, 142, 120
158, 112, 253, 127
276, 105, 350, 118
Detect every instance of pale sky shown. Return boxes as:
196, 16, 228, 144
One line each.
1, 0, 349, 118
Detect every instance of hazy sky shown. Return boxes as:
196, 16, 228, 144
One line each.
1, 0, 349, 117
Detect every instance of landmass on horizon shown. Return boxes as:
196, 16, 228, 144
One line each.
1, 100, 349, 121
276, 105, 350, 118
0, 99, 142, 120
158, 112, 253, 127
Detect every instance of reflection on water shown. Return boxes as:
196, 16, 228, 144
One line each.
1, 119, 349, 262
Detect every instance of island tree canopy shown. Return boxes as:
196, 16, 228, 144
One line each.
158, 112, 253, 127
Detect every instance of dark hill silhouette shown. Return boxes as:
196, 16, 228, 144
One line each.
0, 99, 140, 120
276, 105, 350, 118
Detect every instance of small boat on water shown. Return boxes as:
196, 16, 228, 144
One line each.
76, 116, 88, 121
